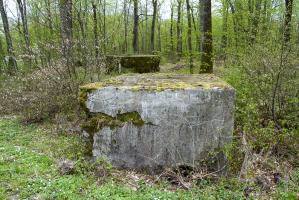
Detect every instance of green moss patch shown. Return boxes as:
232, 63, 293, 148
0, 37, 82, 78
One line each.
81, 112, 145, 135
80, 73, 232, 93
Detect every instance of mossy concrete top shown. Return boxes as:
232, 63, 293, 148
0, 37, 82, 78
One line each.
80, 73, 232, 92
106, 55, 160, 58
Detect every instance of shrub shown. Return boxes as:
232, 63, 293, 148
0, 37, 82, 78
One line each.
222, 43, 298, 164
0, 64, 80, 123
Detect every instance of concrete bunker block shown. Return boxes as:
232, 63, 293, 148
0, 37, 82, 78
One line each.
79, 73, 235, 171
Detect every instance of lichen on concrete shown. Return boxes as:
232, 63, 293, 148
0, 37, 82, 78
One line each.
79, 73, 232, 92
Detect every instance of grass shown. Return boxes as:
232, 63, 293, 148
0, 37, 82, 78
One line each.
0, 119, 298, 199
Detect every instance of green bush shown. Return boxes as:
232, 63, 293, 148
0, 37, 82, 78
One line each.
222, 43, 298, 162
0, 66, 79, 123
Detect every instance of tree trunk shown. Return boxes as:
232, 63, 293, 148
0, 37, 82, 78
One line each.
284, 0, 293, 43
191, 6, 200, 52
0, 0, 17, 75
220, 0, 228, 59
186, 0, 193, 73
16, 0, 30, 50
176, 0, 183, 60
92, 1, 99, 64
17, 0, 32, 67
170, 3, 174, 52
133, 0, 139, 54
151, 0, 158, 52
123, 0, 128, 53
227, 0, 238, 48
16, 6, 22, 37
102, 0, 106, 54
145, 0, 148, 53
44, 0, 54, 65
0, 38, 5, 73
45, 0, 54, 35
59, 0, 74, 76
77, 1, 87, 67
261, 0, 269, 34
158, 16, 161, 52
250, 0, 262, 44
200, 0, 213, 73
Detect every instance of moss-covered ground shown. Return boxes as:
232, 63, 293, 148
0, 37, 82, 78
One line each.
0, 117, 298, 200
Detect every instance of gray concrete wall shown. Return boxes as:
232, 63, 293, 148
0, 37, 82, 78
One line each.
81, 74, 235, 171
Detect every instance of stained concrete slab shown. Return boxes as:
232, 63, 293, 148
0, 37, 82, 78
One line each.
80, 73, 235, 171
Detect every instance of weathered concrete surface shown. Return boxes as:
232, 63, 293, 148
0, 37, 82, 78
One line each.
80, 74, 235, 171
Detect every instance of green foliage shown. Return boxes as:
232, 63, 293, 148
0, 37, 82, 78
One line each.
275, 170, 299, 200
221, 43, 299, 165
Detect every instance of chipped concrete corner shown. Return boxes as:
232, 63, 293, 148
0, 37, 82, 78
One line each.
80, 74, 235, 171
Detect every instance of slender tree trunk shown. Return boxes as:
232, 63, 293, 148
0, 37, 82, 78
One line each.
200, 0, 213, 73
170, 3, 174, 52
133, 0, 139, 54
261, 0, 269, 34
250, 0, 262, 44
16, 0, 30, 50
284, 0, 293, 43
0, 38, 5, 73
248, 0, 253, 31
77, 2, 87, 68
17, 0, 32, 67
227, 0, 238, 48
45, 0, 54, 34
59, 0, 75, 76
186, 0, 193, 73
220, 0, 228, 59
31, 3, 43, 67
0, 0, 17, 75
177, 0, 183, 60
103, 0, 106, 54
191, 6, 200, 52
92, 1, 99, 65
145, 0, 148, 53
151, 0, 158, 52
44, 0, 54, 65
123, 0, 128, 53
158, 17, 161, 52
16, 5, 23, 41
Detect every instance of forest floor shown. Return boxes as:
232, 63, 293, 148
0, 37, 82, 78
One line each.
0, 117, 245, 200
1, 116, 298, 199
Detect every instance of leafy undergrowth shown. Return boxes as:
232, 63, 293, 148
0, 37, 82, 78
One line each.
0, 118, 298, 200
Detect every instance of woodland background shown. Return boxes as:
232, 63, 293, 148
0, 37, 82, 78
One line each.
0, 0, 298, 199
